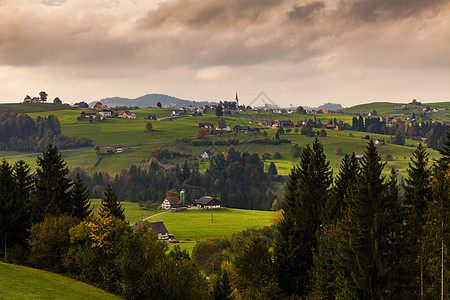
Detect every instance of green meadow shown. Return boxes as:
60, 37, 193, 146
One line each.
0, 102, 447, 176
0, 262, 119, 300
90, 198, 165, 225
146, 208, 273, 241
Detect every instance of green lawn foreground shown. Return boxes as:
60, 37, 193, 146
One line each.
0, 262, 120, 300
147, 208, 273, 242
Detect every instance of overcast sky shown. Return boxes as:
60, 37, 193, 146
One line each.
0, 0, 449, 107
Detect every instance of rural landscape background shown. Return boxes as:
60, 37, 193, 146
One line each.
1, 0, 450, 299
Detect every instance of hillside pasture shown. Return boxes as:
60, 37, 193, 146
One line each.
146, 208, 272, 241
0, 262, 119, 300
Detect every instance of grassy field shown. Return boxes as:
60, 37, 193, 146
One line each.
90, 199, 164, 225
0, 102, 447, 176
146, 208, 272, 241
0, 262, 119, 300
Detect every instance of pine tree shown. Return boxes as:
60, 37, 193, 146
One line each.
438, 129, 450, 164
424, 139, 450, 299
71, 174, 92, 220
274, 138, 332, 297
404, 144, 432, 297
100, 184, 125, 220
337, 140, 402, 298
267, 162, 278, 178
0, 160, 16, 260
323, 153, 358, 225
11, 160, 33, 250
30, 144, 73, 223
182, 160, 191, 181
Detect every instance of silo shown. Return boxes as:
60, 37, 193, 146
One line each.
180, 189, 185, 205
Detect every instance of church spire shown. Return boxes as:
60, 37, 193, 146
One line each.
235, 92, 239, 104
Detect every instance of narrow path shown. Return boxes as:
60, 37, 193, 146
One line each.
143, 210, 169, 221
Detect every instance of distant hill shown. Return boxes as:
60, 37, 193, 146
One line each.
93, 94, 216, 109
302, 102, 343, 111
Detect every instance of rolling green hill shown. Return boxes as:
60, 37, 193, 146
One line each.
0, 102, 447, 176
0, 103, 78, 114
0, 262, 119, 299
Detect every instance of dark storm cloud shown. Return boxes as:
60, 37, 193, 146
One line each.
140, 0, 284, 29
342, 0, 447, 22
287, 1, 325, 24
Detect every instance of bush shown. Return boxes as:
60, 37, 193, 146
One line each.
386, 153, 393, 161
273, 152, 282, 159
335, 146, 343, 155
28, 215, 80, 272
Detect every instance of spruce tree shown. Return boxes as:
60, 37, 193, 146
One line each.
100, 184, 125, 220
323, 153, 358, 225
71, 174, 92, 220
182, 160, 191, 181
404, 144, 432, 296
0, 160, 17, 260
274, 138, 332, 297
30, 144, 73, 223
11, 160, 33, 249
337, 140, 402, 298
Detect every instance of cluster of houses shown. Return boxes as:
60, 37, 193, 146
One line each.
130, 193, 223, 241
161, 193, 222, 211
78, 102, 136, 121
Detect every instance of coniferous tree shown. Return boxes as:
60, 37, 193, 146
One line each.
267, 162, 278, 178
323, 153, 358, 225
100, 184, 125, 220
11, 160, 33, 251
337, 140, 402, 298
71, 174, 92, 220
0, 160, 17, 260
30, 144, 73, 223
182, 160, 191, 181
404, 144, 432, 297
424, 133, 450, 298
274, 138, 332, 297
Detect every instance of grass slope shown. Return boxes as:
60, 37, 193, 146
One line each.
0, 103, 77, 114
0, 103, 446, 177
147, 208, 272, 241
90, 199, 164, 225
0, 262, 119, 300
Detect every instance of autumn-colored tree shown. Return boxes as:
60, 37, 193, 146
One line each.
145, 121, 153, 131
195, 128, 208, 139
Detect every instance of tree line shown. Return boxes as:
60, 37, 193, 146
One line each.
0, 113, 92, 151
71, 148, 278, 210
0, 144, 208, 299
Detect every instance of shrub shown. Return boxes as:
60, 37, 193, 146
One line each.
335, 146, 343, 155
273, 152, 282, 159
28, 215, 80, 272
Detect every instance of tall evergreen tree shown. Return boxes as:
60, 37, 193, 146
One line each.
71, 174, 92, 220
274, 138, 332, 297
323, 153, 358, 225
100, 184, 125, 220
404, 144, 432, 297
30, 144, 73, 223
182, 160, 191, 181
337, 140, 402, 298
11, 160, 33, 250
0, 160, 17, 260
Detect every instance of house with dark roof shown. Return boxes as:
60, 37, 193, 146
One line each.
131, 220, 171, 240
194, 196, 221, 209
161, 196, 181, 210
80, 111, 97, 118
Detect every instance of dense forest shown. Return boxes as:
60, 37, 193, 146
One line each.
0, 129, 449, 299
0, 112, 92, 151
71, 147, 278, 211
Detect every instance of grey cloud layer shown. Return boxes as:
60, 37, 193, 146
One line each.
0, 0, 449, 71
